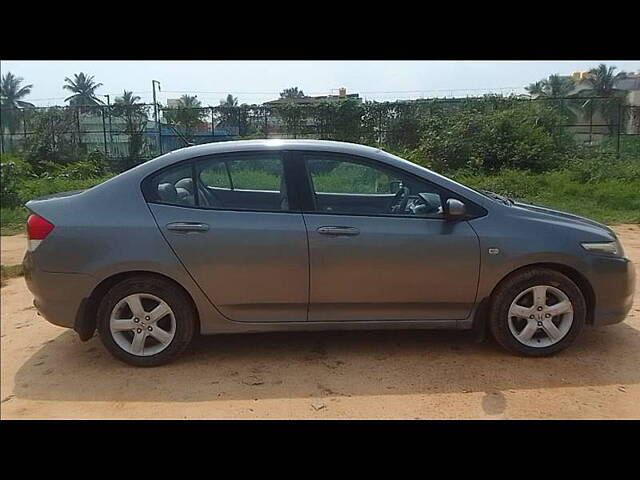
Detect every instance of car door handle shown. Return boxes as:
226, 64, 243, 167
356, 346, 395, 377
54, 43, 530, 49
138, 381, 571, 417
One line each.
317, 226, 360, 236
166, 222, 209, 232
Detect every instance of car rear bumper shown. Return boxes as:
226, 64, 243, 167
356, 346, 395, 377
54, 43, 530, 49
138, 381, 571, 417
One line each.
589, 255, 636, 326
23, 251, 94, 331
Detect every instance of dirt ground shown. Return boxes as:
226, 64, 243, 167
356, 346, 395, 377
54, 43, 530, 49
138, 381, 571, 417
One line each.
1, 225, 639, 419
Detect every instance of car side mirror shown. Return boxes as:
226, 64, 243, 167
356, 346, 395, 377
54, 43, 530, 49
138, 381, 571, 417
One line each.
444, 198, 466, 220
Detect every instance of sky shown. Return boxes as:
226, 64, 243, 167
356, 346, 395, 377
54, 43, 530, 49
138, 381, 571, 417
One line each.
2, 60, 640, 107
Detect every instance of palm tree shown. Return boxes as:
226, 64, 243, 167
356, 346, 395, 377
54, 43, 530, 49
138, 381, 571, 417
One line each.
163, 95, 207, 140
1, 72, 34, 136
219, 94, 238, 107
525, 75, 574, 98
63, 73, 104, 111
584, 64, 627, 96
525, 74, 577, 123
112, 91, 148, 166
114, 90, 141, 107
574, 64, 628, 134
525, 81, 545, 98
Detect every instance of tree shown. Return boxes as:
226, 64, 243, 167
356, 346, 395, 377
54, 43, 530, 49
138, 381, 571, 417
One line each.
280, 87, 305, 99
63, 73, 104, 111
112, 90, 149, 169
525, 74, 575, 99
525, 74, 577, 123
219, 94, 238, 107
24, 107, 81, 172
574, 64, 628, 134
525, 81, 546, 98
1, 72, 34, 137
216, 94, 241, 130
162, 95, 207, 141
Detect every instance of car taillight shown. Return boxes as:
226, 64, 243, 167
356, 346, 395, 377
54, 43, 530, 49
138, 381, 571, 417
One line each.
27, 214, 54, 251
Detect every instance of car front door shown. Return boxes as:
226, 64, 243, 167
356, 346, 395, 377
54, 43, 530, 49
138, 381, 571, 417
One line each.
146, 151, 309, 322
299, 152, 481, 322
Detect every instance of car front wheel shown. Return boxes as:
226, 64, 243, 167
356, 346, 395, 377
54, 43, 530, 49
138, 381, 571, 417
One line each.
488, 268, 586, 356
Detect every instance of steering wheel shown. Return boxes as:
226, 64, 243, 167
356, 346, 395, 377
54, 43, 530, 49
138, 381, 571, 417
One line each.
388, 186, 409, 214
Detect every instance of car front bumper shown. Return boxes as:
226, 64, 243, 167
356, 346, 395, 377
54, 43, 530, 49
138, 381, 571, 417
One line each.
589, 255, 636, 326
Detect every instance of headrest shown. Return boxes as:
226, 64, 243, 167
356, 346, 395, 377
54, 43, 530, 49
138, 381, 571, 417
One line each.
175, 177, 194, 194
158, 182, 178, 203
176, 187, 190, 199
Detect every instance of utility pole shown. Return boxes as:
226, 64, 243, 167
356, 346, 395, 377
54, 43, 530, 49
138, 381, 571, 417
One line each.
104, 94, 113, 157
152, 80, 162, 154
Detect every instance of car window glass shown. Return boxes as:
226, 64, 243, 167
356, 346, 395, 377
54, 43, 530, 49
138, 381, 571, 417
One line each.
308, 158, 394, 194
305, 154, 443, 217
196, 153, 288, 211
151, 163, 196, 207
200, 161, 230, 189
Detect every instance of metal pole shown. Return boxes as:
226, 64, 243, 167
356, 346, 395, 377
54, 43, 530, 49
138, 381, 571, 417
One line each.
152, 80, 162, 154
264, 107, 268, 137
22, 109, 28, 146
101, 106, 108, 157
617, 101, 621, 158
104, 94, 113, 157
210, 107, 215, 142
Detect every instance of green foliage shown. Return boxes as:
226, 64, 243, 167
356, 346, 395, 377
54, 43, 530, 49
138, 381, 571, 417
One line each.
412, 98, 575, 172
111, 92, 149, 168
63, 72, 104, 111
23, 106, 84, 172
0, 207, 29, 235
280, 87, 305, 99
450, 163, 640, 224
1, 155, 33, 207
162, 95, 207, 140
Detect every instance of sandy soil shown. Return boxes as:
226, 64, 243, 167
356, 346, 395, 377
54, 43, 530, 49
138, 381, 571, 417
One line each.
1, 225, 638, 419
0, 234, 27, 266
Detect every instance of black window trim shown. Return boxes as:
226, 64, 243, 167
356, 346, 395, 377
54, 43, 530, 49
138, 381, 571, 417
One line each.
293, 150, 487, 221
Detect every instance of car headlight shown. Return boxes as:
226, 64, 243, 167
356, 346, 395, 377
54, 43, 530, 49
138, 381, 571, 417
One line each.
581, 241, 624, 256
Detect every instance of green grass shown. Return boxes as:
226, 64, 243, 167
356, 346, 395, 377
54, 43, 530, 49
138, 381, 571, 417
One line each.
1, 207, 28, 235
1, 264, 23, 287
451, 168, 640, 225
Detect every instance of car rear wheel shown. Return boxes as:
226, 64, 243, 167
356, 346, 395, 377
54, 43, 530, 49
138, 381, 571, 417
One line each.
97, 275, 195, 366
488, 268, 586, 356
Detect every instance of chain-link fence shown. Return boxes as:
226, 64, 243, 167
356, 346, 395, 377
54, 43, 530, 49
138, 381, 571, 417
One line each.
1, 96, 638, 172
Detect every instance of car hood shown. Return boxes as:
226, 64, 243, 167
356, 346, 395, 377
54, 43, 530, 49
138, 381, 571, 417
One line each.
512, 201, 616, 238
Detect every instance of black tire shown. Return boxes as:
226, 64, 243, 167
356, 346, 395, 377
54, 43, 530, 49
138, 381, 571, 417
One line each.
96, 275, 196, 367
488, 268, 586, 357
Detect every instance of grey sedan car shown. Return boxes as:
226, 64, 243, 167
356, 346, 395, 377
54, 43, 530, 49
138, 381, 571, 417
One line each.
23, 140, 635, 366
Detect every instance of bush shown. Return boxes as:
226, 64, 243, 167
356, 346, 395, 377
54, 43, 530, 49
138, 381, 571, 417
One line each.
1, 155, 33, 208
412, 99, 574, 173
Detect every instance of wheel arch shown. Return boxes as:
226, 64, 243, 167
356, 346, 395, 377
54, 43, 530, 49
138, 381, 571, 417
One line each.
75, 270, 201, 341
486, 262, 596, 325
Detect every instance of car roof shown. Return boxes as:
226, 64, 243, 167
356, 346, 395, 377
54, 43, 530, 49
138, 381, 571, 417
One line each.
163, 139, 384, 159
110, 139, 392, 181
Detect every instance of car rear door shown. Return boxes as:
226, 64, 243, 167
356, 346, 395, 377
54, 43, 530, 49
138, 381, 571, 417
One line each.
299, 152, 481, 322
145, 151, 309, 322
